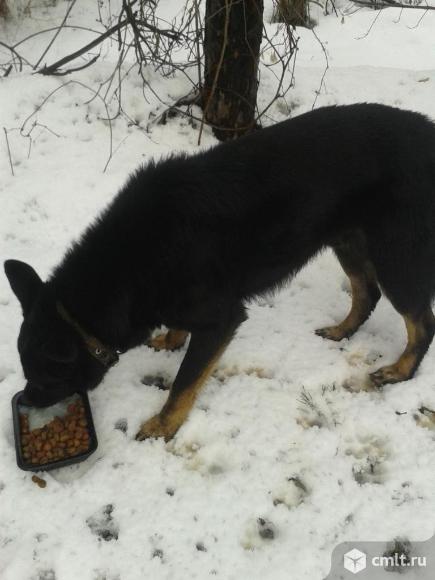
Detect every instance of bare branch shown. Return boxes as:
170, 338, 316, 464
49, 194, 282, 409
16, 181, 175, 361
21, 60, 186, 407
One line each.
19, 80, 113, 172
0, 40, 33, 70
257, 12, 298, 123
353, 0, 435, 10
356, 8, 383, 39
36, 2, 185, 77
37, 18, 130, 76
46, 54, 100, 77
311, 27, 329, 109
34, 0, 78, 70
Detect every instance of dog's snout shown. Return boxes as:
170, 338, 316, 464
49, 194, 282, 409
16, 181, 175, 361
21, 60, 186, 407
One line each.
21, 382, 51, 408
19, 390, 33, 406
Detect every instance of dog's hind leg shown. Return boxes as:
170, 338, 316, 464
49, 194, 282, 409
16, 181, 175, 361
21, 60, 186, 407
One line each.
366, 201, 435, 386
370, 308, 435, 387
316, 231, 381, 341
136, 305, 246, 441
148, 329, 189, 351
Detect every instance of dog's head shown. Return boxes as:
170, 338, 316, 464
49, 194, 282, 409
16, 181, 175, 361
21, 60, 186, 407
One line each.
4, 260, 107, 407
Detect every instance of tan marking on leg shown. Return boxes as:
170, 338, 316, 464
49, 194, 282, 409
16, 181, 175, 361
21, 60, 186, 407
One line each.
148, 329, 189, 351
370, 310, 435, 387
136, 345, 225, 442
415, 406, 435, 431
316, 273, 377, 341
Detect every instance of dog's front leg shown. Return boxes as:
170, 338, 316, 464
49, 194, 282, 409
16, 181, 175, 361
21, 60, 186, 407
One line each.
136, 308, 245, 442
148, 329, 189, 351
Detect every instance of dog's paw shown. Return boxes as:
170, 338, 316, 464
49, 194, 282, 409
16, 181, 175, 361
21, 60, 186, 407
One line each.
315, 325, 349, 341
147, 333, 170, 351
147, 330, 188, 352
135, 414, 176, 442
370, 365, 407, 387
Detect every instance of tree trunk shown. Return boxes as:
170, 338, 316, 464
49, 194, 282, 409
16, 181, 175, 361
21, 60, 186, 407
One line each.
272, 0, 308, 27
0, 0, 9, 18
202, 0, 264, 141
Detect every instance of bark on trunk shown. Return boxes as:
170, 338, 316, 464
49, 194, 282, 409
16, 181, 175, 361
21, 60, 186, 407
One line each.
0, 0, 9, 18
202, 0, 264, 141
273, 0, 308, 27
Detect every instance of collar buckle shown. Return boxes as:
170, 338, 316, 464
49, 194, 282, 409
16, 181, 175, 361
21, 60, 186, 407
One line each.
57, 302, 119, 369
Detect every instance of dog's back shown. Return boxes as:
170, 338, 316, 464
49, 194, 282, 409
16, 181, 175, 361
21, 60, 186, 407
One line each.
54, 104, 435, 307
154, 103, 435, 299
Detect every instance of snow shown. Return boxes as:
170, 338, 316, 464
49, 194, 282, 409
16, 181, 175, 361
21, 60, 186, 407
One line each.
1, 1, 435, 579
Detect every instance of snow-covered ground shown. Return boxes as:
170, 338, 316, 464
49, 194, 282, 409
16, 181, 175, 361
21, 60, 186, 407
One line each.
1, 1, 435, 579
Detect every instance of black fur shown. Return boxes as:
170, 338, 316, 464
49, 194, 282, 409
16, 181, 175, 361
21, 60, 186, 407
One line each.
5, 103, 435, 410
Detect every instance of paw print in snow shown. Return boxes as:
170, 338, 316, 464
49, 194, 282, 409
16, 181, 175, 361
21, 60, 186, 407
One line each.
86, 504, 119, 542
345, 435, 389, 485
272, 476, 308, 509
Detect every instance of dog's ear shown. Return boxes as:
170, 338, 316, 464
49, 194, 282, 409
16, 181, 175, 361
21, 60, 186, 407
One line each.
4, 260, 43, 314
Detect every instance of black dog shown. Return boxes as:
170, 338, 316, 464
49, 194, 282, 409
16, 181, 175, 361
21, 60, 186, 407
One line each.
5, 103, 435, 441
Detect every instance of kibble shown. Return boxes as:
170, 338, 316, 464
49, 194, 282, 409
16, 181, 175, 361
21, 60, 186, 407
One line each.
20, 398, 90, 465
31, 475, 47, 488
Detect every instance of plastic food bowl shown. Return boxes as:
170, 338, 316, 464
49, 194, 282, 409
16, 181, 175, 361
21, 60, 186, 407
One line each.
12, 390, 98, 472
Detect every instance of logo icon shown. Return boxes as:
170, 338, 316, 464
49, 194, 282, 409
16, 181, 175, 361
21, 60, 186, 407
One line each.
344, 549, 367, 574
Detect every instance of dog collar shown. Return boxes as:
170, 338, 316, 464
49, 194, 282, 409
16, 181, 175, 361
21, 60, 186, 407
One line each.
56, 302, 119, 368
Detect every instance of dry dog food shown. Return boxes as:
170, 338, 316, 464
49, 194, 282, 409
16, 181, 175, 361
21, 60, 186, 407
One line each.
20, 399, 90, 465
31, 475, 47, 488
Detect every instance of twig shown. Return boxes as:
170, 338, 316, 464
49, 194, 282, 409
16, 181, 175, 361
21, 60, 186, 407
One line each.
323, 0, 338, 17
356, 8, 383, 39
193, 0, 202, 89
353, 0, 435, 10
37, 0, 184, 77
0, 40, 33, 70
34, 0, 78, 70
47, 54, 100, 76
13, 25, 112, 49
257, 16, 298, 123
37, 18, 130, 75
311, 27, 329, 109
408, 7, 429, 27
19, 80, 112, 172
34, 122, 61, 138
3, 127, 14, 176
20, 83, 74, 135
